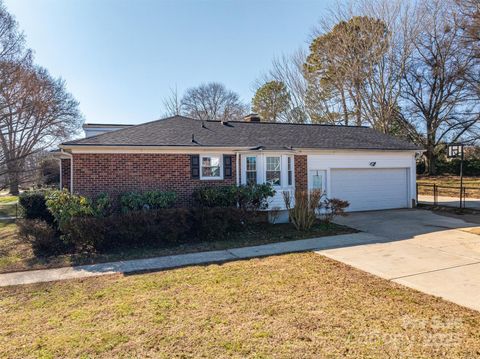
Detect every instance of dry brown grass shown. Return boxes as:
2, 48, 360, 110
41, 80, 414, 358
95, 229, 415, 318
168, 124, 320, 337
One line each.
417, 176, 480, 197
1, 253, 480, 358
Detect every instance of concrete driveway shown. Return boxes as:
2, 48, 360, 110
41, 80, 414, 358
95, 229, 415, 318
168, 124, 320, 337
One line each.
319, 209, 480, 311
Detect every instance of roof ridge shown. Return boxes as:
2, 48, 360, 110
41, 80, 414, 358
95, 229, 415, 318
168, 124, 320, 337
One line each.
223, 120, 369, 128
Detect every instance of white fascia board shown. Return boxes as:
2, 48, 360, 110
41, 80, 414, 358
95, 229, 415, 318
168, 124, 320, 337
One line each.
59, 145, 246, 154
297, 148, 421, 156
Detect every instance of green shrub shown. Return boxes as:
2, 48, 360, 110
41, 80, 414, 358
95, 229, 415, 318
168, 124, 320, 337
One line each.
45, 190, 95, 235
193, 184, 275, 211
17, 219, 66, 255
93, 193, 115, 217
120, 190, 177, 212
18, 190, 55, 224
237, 184, 275, 211
192, 186, 237, 207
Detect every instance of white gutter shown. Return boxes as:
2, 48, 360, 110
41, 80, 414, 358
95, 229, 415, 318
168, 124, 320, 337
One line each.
235, 152, 240, 186
59, 159, 62, 190
60, 149, 74, 193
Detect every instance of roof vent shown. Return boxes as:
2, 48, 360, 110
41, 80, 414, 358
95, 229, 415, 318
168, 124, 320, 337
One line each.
244, 113, 261, 122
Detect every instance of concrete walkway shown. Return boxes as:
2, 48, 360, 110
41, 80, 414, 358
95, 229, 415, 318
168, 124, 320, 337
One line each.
319, 209, 480, 312
0, 231, 378, 287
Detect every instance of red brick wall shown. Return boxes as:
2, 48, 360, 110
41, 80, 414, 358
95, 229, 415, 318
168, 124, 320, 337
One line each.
294, 155, 307, 192
61, 159, 71, 191
71, 153, 236, 205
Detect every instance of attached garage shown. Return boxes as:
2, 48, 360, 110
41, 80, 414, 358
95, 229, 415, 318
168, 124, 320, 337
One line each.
307, 151, 417, 213
330, 168, 409, 212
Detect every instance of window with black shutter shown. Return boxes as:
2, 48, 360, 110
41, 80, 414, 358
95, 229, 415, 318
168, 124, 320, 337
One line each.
190, 155, 200, 179
223, 155, 232, 178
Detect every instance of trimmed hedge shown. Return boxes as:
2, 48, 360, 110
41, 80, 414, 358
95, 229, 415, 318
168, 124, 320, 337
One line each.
20, 188, 266, 255
193, 184, 275, 211
60, 207, 252, 252
17, 219, 65, 255
18, 191, 55, 225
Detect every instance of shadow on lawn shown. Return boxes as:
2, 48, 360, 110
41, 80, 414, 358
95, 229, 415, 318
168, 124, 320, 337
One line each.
66, 208, 480, 278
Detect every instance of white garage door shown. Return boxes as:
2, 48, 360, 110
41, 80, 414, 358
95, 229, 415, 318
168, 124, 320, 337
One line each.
330, 168, 408, 212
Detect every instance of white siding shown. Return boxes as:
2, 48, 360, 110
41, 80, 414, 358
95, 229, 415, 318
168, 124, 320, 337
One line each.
307, 151, 417, 211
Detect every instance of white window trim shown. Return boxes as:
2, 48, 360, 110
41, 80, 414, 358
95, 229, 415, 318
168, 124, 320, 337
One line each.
286, 155, 294, 187
200, 154, 223, 180
241, 153, 295, 189
245, 156, 258, 185
265, 155, 282, 188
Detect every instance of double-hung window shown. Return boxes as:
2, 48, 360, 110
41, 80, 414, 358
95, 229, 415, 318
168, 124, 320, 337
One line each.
266, 156, 281, 186
200, 155, 222, 179
246, 156, 257, 185
287, 156, 293, 186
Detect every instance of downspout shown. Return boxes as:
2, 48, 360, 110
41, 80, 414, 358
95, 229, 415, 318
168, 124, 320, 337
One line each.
235, 152, 240, 186
61, 149, 74, 193
59, 159, 62, 190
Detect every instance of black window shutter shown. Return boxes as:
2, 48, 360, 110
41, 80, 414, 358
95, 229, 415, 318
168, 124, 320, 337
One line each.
191, 155, 200, 179
223, 155, 232, 179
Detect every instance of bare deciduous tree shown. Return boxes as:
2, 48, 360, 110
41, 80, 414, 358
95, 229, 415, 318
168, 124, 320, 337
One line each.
0, 58, 81, 194
162, 86, 182, 117
181, 82, 247, 121
456, 0, 480, 56
400, 0, 480, 174
0, 2, 82, 193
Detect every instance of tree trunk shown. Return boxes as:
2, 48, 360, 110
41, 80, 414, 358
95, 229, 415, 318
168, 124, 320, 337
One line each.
6, 159, 22, 195
425, 122, 437, 175
425, 146, 437, 175
8, 172, 19, 195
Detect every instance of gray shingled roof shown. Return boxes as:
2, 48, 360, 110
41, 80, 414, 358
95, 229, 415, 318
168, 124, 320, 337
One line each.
62, 116, 420, 151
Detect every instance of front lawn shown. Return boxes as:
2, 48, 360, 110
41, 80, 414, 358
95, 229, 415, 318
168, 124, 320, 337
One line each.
1, 253, 479, 358
0, 195, 18, 203
0, 220, 355, 273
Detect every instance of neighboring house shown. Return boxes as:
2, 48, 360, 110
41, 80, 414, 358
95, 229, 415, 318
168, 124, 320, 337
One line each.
57, 114, 421, 217
83, 123, 134, 138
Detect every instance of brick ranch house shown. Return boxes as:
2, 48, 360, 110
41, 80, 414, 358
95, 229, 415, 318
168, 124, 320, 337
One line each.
57, 114, 421, 220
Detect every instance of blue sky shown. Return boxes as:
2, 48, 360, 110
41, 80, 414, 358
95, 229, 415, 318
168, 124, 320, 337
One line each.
4, 0, 331, 125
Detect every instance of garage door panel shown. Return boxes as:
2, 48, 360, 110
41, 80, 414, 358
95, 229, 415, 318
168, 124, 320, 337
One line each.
331, 168, 408, 212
